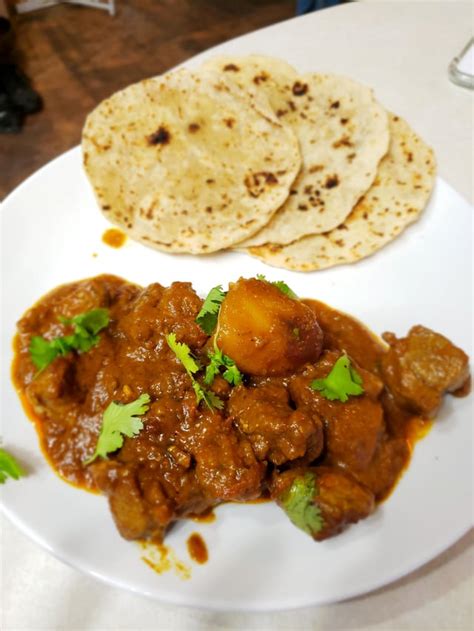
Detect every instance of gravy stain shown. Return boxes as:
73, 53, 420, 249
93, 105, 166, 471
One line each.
191, 508, 216, 523
140, 541, 191, 580
187, 533, 208, 564
102, 228, 127, 248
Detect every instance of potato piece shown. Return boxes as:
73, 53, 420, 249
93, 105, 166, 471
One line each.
217, 278, 323, 376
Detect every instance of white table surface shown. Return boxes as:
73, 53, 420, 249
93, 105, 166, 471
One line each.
1, 1, 473, 629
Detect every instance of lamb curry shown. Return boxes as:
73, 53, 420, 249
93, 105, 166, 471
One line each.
12, 275, 470, 542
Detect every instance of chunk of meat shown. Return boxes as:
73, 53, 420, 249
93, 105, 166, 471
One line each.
25, 356, 75, 414
217, 278, 323, 376
380, 326, 470, 416
289, 351, 384, 471
118, 281, 208, 351
192, 417, 265, 502
304, 299, 386, 372
349, 437, 409, 500
17, 275, 139, 341
92, 460, 175, 541
271, 466, 374, 541
228, 381, 323, 465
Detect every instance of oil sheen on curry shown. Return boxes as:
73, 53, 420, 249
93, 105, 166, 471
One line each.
12, 276, 470, 543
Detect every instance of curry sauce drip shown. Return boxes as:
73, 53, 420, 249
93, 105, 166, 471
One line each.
187, 533, 208, 564
102, 227, 127, 248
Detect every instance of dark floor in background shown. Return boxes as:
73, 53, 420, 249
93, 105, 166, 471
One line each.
1, 0, 294, 198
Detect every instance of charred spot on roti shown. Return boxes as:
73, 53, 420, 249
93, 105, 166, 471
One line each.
244, 171, 279, 197
298, 204, 309, 211
147, 126, 170, 146
223, 117, 236, 128
253, 72, 269, 85
102, 205, 111, 211
88, 136, 111, 152
276, 109, 288, 118
330, 100, 340, 109
292, 81, 308, 96
340, 118, 349, 125
324, 175, 340, 189
333, 136, 354, 149
223, 63, 240, 71
309, 165, 324, 174
188, 123, 200, 133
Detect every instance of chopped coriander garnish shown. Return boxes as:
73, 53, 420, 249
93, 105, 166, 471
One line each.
279, 472, 323, 536
30, 308, 109, 370
311, 354, 364, 402
204, 337, 242, 387
256, 274, 298, 299
84, 393, 150, 465
166, 333, 223, 411
0, 448, 25, 484
195, 285, 227, 334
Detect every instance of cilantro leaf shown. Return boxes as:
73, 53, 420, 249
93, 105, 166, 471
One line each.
30, 336, 65, 370
204, 350, 223, 385
61, 308, 110, 336
222, 362, 242, 386
311, 354, 364, 402
194, 382, 224, 410
60, 308, 110, 352
272, 280, 298, 300
166, 333, 223, 411
84, 393, 150, 464
165, 332, 200, 375
255, 274, 298, 299
204, 338, 243, 387
196, 285, 227, 334
279, 472, 323, 536
30, 308, 110, 371
0, 448, 25, 484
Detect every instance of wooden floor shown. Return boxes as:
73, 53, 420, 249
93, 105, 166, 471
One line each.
1, 0, 294, 198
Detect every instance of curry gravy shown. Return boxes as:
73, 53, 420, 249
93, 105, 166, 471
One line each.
11, 275, 468, 545
13, 293, 424, 502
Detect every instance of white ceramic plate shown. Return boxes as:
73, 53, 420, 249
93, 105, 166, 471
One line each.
0, 148, 472, 611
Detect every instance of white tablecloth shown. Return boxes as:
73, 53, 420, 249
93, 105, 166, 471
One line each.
2, 2, 473, 629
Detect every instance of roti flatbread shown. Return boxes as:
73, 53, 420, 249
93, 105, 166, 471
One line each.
203, 57, 390, 245
82, 69, 301, 254
247, 114, 436, 271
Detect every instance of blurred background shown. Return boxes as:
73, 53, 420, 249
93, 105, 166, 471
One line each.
1, 0, 349, 198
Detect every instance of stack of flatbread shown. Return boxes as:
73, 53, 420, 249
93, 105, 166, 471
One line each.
82, 55, 436, 271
